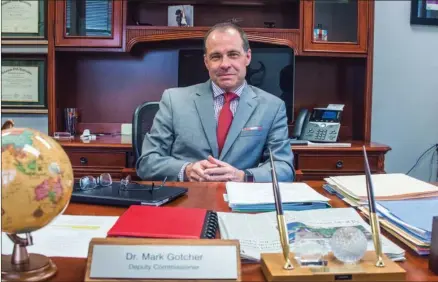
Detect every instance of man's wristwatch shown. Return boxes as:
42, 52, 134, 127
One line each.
243, 169, 254, 182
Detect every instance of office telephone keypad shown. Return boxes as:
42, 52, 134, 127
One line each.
303, 122, 340, 142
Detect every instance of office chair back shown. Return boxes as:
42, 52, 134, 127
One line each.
132, 101, 160, 161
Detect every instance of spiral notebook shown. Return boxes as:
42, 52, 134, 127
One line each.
107, 205, 218, 239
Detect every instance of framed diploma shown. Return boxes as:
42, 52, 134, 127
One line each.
1, 58, 46, 109
1, 0, 46, 38
411, 0, 438, 26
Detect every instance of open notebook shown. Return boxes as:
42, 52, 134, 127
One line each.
218, 208, 405, 262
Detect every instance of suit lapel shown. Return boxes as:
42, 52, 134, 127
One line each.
220, 86, 258, 160
193, 81, 219, 158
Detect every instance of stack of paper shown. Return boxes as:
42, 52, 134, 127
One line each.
225, 182, 330, 212
2, 215, 119, 258
324, 173, 438, 255
325, 173, 438, 201
218, 208, 405, 262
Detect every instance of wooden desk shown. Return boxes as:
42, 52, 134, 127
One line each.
48, 181, 437, 281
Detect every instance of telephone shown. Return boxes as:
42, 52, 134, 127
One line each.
291, 108, 342, 143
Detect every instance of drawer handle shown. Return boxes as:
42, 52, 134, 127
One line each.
80, 157, 88, 165
336, 160, 343, 169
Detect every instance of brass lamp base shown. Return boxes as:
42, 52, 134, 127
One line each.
1, 253, 57, 282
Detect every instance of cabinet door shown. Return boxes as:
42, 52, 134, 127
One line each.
303, 0, 368, 53
55, 0, 123, 47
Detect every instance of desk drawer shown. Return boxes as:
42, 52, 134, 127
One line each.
66, 151, 126, 168
297, 155, 378, 172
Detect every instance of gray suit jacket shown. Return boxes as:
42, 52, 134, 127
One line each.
136, 80, 295, 182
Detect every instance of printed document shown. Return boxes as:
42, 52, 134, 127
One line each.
225, 182, 330, 205
1, 215, 119, 258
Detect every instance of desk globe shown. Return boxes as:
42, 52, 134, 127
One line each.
1, 126, 74, 281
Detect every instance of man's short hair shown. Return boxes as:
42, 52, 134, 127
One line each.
203, 22, 250, 54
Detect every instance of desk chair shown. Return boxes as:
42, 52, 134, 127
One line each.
132, 101, 160, 161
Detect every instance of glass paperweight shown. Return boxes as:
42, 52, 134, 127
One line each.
53, 132, 73, 140
330, 226, 368, 264
293, 231, 330, 267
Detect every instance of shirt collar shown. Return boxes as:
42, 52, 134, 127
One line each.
211, 80, 247, 98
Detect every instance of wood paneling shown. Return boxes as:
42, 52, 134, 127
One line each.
55, 51, 178, 130
55, 52, 366, 141
128, 1, 299, 28
294, 56, 366, 141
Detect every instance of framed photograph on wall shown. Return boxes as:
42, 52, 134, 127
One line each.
411, 0, 438, 26
1, 0, 46, 39
1, 58, 47, 110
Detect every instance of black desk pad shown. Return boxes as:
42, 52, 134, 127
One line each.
71, 182, 188, 207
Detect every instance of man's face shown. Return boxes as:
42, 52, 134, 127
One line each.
204, 28, 251, 91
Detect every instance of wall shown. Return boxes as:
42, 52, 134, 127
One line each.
371, 1, 438, 181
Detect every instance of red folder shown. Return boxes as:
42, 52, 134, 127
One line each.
107, 205, 218, 239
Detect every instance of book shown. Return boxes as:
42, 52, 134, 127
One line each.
107, 205, 218, 239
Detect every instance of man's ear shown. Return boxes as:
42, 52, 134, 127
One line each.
204, 54, 208, 69
245, 49, 252, 66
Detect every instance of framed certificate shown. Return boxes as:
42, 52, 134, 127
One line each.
1, 0, 46, 38
1, 58, 46, 109
411, 0, 438, 26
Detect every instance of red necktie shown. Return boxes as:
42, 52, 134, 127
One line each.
217, 92, 238, 155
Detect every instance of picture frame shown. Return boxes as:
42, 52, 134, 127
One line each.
1, 58, 47, 110
411, 0, 438, 26
1, 0, 46, 39
168, 5, 194, 27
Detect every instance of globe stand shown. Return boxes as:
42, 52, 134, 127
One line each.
1, 233, 57, 282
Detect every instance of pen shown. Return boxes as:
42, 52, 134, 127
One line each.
269, 148, 293, 270
270, 152, 283, 216
363, 146, 385, 267
363, 147, 376, 214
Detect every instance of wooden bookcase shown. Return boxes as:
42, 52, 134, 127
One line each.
44, 0, 389, 181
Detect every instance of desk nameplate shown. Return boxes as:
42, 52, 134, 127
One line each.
85, 238, 241, 282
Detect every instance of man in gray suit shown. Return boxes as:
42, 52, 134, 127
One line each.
136, 22, 295, 182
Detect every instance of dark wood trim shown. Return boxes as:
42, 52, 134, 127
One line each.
364, 0, 375, 142
47, 0, 56, 136
302, 0, 368, 53
126, 26, 300, 53
55, 0, 123, 47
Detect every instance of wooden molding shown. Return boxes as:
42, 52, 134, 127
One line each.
126, 26, 300, 53
1, 40, 48, 45
1, 109, 48, 114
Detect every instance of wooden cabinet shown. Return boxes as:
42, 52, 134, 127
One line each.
61, 140, 131, 180
55, 0, 123, 47
302, 0, 369, 53
293, 142, 389, 181
58, 138, 389, 182
49, 0, 389, 182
